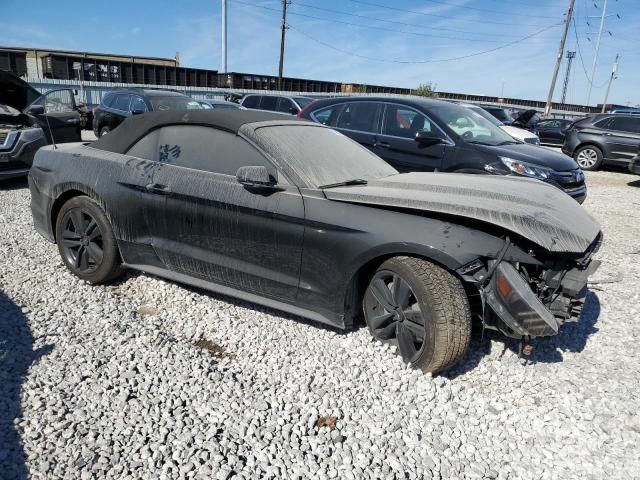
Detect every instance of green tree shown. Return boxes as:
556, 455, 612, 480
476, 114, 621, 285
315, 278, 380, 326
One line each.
413, 82, 437, 97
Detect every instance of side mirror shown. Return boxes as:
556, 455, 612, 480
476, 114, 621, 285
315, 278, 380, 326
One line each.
27, 105, 45, 115
415, 130, 444, 147
131, 109, 146, 115
236, 166, 277, 188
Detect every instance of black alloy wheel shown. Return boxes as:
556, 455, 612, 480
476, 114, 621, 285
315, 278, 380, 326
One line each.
364, 270, 426, 364
59, 208, 104, 274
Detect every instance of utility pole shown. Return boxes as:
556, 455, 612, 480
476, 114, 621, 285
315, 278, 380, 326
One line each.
221, 0, 228, 72
278, 0, 289, 90
560, 51, 576, 104
601, 54, 619, 113
586, 0, 608, 106
544, 0, 575, 118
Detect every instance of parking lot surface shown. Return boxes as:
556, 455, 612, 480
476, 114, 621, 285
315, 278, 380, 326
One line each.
1, 171, 639, 479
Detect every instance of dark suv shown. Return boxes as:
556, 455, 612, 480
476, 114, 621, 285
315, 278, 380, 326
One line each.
240, 94, 313, 115
299, 96, 586, 203
562, 114, 640, 171
93, 89, 202, 137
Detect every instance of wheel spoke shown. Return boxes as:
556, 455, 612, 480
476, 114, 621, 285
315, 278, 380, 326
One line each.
392, 275, 411, 309
74, 246, 85, 268
370, 278, 395, 311
69, 210, 85, 233
85, 218, 98, 237
61, 238, 82, 248
78, 247, 89, 271
370, 312, 394, 330
376, 320, 398, 340
86, 243, 104, 264
397, 322, 418, 363
62, 229, 82, 241
404, 315, 426, 339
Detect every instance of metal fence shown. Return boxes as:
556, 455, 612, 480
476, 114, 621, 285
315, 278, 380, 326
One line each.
27, 78, 593, 118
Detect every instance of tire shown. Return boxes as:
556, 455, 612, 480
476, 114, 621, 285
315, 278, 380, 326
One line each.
363, 256, 471, 374
574, 145, 603, 171
55, 196, 123, 284
99, 126, 111, 137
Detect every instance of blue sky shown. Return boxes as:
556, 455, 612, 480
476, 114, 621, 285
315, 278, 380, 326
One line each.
2, 0, 637, 106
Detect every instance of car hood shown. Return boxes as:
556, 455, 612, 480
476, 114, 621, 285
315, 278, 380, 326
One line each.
0, 70, 42, 112
0, 103, 32, 126
323, 172, 600, 253
499, 125, 538, 141
476, 143, 578, 171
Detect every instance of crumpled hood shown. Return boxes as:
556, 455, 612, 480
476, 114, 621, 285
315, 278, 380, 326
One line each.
0, 103, 32, 126
324, 172, 601, 253
0, 69, 41, 112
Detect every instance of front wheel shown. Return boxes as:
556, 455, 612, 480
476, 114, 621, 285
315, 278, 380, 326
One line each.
574, 145, 603, 171
55, 196, 123, 284
363, 256, 471, 373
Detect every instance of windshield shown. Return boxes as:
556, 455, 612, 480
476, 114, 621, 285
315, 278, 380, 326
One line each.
149, 96, 202, 111
248, 125, 397, 188
467, 106, 505, 127
294, 97, 313, 108
431, 104, 517, 146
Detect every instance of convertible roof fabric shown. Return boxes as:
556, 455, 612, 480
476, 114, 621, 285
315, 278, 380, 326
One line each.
91, 109, 309, 154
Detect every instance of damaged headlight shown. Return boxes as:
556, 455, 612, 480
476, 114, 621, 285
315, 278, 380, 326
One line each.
19, 127, 45, 143
484, 261, 559, 338
499, 157, 551, 180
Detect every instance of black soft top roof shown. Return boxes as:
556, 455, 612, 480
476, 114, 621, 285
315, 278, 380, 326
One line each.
90, 109, 307, 154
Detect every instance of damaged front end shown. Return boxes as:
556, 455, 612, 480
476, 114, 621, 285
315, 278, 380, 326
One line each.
458, 234, 602, 339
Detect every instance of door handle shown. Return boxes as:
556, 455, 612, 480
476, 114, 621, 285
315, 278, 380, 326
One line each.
375, 141, 391, 148
145, 183, 171, 194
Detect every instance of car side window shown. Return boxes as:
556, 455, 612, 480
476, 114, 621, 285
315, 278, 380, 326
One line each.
37, 90, 75, 114
260, 96, 278, 111
276, 97, 297, 114
382, 104, 442, 139
127, 125, 277, 177
336, 102, 381, 133
242, 95, 259, 109
113, 94, 131, 112
607, 117, 640, 133
130, 96, 147, 113
102, 93, 115, 108
310, 104, 344, 126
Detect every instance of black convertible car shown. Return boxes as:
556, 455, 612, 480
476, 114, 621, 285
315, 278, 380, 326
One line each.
29, 110, 601, 373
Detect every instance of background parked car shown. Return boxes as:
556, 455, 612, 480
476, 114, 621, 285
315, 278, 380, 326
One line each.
299, 96, 586, 202
534, 119, 573, 146
562, 114, 640, 170
1, 70, 81, 179
240, 94, 313, 115
198, 99, 243, 109
92, 88, 202, 137
455, 103, 540, 145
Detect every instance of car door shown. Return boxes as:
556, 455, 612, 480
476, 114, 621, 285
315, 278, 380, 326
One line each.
534, 120, 552, 143
374, 103, 448, 172
602, 117, 640, 161
110, 94, 132, 129
259, 96, 278, 112
26, 89, 81, 144
128, 124, 305, 301
276, 97, 299, 115
333, 102, 381, 153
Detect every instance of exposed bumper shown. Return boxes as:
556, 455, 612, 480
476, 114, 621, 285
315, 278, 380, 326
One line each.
629, 157, 640, 175
0, 133, 47, 179
485, 260, 600, 338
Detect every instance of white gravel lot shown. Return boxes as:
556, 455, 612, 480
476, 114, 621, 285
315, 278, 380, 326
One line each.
1, 171, 639, 480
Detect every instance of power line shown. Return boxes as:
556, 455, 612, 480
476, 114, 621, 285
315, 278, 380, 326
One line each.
406, 0, 557, 18
287, 22, 560, 64
572, 17, 609, 88
346, 0, 553, 26
291, 0, 556, 38
231, 0, 556, 43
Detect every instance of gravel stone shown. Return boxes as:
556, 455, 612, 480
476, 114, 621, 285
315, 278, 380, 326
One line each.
0, 171, 639, 479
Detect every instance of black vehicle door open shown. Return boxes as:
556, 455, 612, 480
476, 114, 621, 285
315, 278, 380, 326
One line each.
26, 89, 81, 144
334, 102, 382, 153
131, 125, 305, 301
375, 103, 447, 172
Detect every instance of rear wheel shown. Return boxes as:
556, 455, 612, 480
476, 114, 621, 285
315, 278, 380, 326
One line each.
363, 256, 471, 374
574, 145, 603, 171
55, 196, 123, 284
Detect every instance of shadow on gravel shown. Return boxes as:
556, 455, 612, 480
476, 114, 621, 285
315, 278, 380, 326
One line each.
0, 177, 29, 191
0, 290, 54, 479
445, 290, 601, 379
627, 179, 640, 188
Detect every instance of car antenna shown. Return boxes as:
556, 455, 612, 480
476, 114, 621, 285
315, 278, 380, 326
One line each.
43, 107, 57, 150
